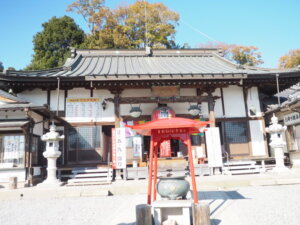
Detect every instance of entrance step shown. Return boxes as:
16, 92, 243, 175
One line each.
222, 160, 263, 175
66, 167, 113, 186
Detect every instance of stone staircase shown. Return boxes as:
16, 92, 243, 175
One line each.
222, 160, 264, 175
66, 167, 113, 186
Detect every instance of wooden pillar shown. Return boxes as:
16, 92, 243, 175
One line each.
243, 86, 249, 117
208, 92, 216, 127
147, 136, 154, 204
153, 145, 159, 201
136, 204, 152, 225
193, 202, 211, 225
114, 93, 121, 128
186, 134, 199, 203
109, 89, 123, 128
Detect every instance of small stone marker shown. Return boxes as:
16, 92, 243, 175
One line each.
8, 177, 17, 189
136, 204, 152, 225
192, 202, 211, 225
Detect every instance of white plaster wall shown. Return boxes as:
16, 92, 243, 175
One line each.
249, 120, 267, 156
94, 89, 115, 122
223, 85, 246, 117
213, 88, 223, 118
0, 111, 26, 120
18, 89, 47, 106
68, 88, 90, 98
30, 111, 43, 136
247, 87, 262, 116
120, 103, 157, 116
50, 89, 65, 111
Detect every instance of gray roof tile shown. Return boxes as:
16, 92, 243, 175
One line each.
1, 49, 299, 79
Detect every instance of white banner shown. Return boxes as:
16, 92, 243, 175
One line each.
115, 128, 126, 169
205, 127, 223, 167
133, 136, 142, 158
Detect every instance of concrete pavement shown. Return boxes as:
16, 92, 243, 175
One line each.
0, 169, 300, 200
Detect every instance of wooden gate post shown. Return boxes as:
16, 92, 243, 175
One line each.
193, 202, 211, 225
136, 204, 152, 225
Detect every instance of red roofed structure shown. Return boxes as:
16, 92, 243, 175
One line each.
126, 117, 210, 204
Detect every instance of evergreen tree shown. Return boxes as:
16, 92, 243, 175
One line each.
26, 16, 85, 70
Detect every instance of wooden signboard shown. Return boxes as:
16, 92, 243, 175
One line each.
151, 86, 179, 97
66, 98, 101, 119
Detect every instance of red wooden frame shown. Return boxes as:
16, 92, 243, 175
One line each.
126, 117, 210, 204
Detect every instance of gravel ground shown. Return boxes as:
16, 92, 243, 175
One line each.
0, 184, 300, 225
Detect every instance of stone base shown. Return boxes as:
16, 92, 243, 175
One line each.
36, 180, 64, 188
152, 200, 193, 225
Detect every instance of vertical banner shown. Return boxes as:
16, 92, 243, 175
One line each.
111, 128, 116, 169
114, 128, 126, 169
160, 140, 171, 157
205, 127, 223, 168
133, 136, 142, 158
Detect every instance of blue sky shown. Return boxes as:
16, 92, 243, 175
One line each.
0, 0, 299, 70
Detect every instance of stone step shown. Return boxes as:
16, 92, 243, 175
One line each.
223, 168, 261, 175
66, 181, 112, 186
72, 168, 111, 174
68, 177, 112, 183
223, 161, 255, 166
222, 165, 258, 171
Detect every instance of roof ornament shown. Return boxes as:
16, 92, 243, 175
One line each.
70, 48, 77, 58
236, 64, 244, 69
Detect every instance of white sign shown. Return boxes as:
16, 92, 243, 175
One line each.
133, 136, 142, 158
115, 128, 126, 169
66, 98, 101, 119
284, 112, 300, 126
205, 127, 223, 167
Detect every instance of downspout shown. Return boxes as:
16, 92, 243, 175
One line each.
276, 74, 281, 106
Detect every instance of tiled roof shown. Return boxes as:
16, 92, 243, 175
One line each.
0, 89, 28, 103
1, 49, 299, 80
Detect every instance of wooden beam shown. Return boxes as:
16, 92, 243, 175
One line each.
105, 95, 220, 104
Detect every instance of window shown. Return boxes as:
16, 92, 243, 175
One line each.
0, 135, 25, 167
31, 136, 39, 165
224, 121, 248, 143
67, 126, 101, 151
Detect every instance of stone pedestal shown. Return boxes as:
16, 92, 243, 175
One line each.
37, 124, 64, 188
152, 200, 192, 225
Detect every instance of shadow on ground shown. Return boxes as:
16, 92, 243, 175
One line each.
198, 190, 247, 217
198, 190, 246, 200
211, 219, 222, 225
0, 185, 4, 189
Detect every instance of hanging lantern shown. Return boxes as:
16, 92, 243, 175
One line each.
151, 106, 175, 120
188, 104, 201, 116
130, 106, 142, 118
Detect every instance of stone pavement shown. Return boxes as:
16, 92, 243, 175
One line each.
0, 184, 300, 225
0, 169, 300, 200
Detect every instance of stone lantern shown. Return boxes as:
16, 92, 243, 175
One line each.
38, 123, 64, 187
265, 114, 289, 172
